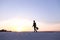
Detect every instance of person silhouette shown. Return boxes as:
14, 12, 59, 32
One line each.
32, 20, 38, 32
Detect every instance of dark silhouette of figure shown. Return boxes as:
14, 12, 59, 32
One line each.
32, 20, 39, 32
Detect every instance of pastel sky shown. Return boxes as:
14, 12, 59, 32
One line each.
0, 0, 60, 32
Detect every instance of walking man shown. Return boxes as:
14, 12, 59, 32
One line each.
32, 20, 38, 32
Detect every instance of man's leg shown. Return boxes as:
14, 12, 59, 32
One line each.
34, 27, 37, 32
35, 28, 37, 32
34, 28, 35, 32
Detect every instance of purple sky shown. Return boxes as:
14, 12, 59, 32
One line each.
0, 0, 60, 31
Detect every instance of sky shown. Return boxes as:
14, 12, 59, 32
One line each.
0, 0, 60, 32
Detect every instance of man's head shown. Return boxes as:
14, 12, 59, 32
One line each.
33, 20, 35, 23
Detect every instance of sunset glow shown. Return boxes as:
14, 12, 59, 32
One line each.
0, 18, 33, 32
0, 17, 60, 32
